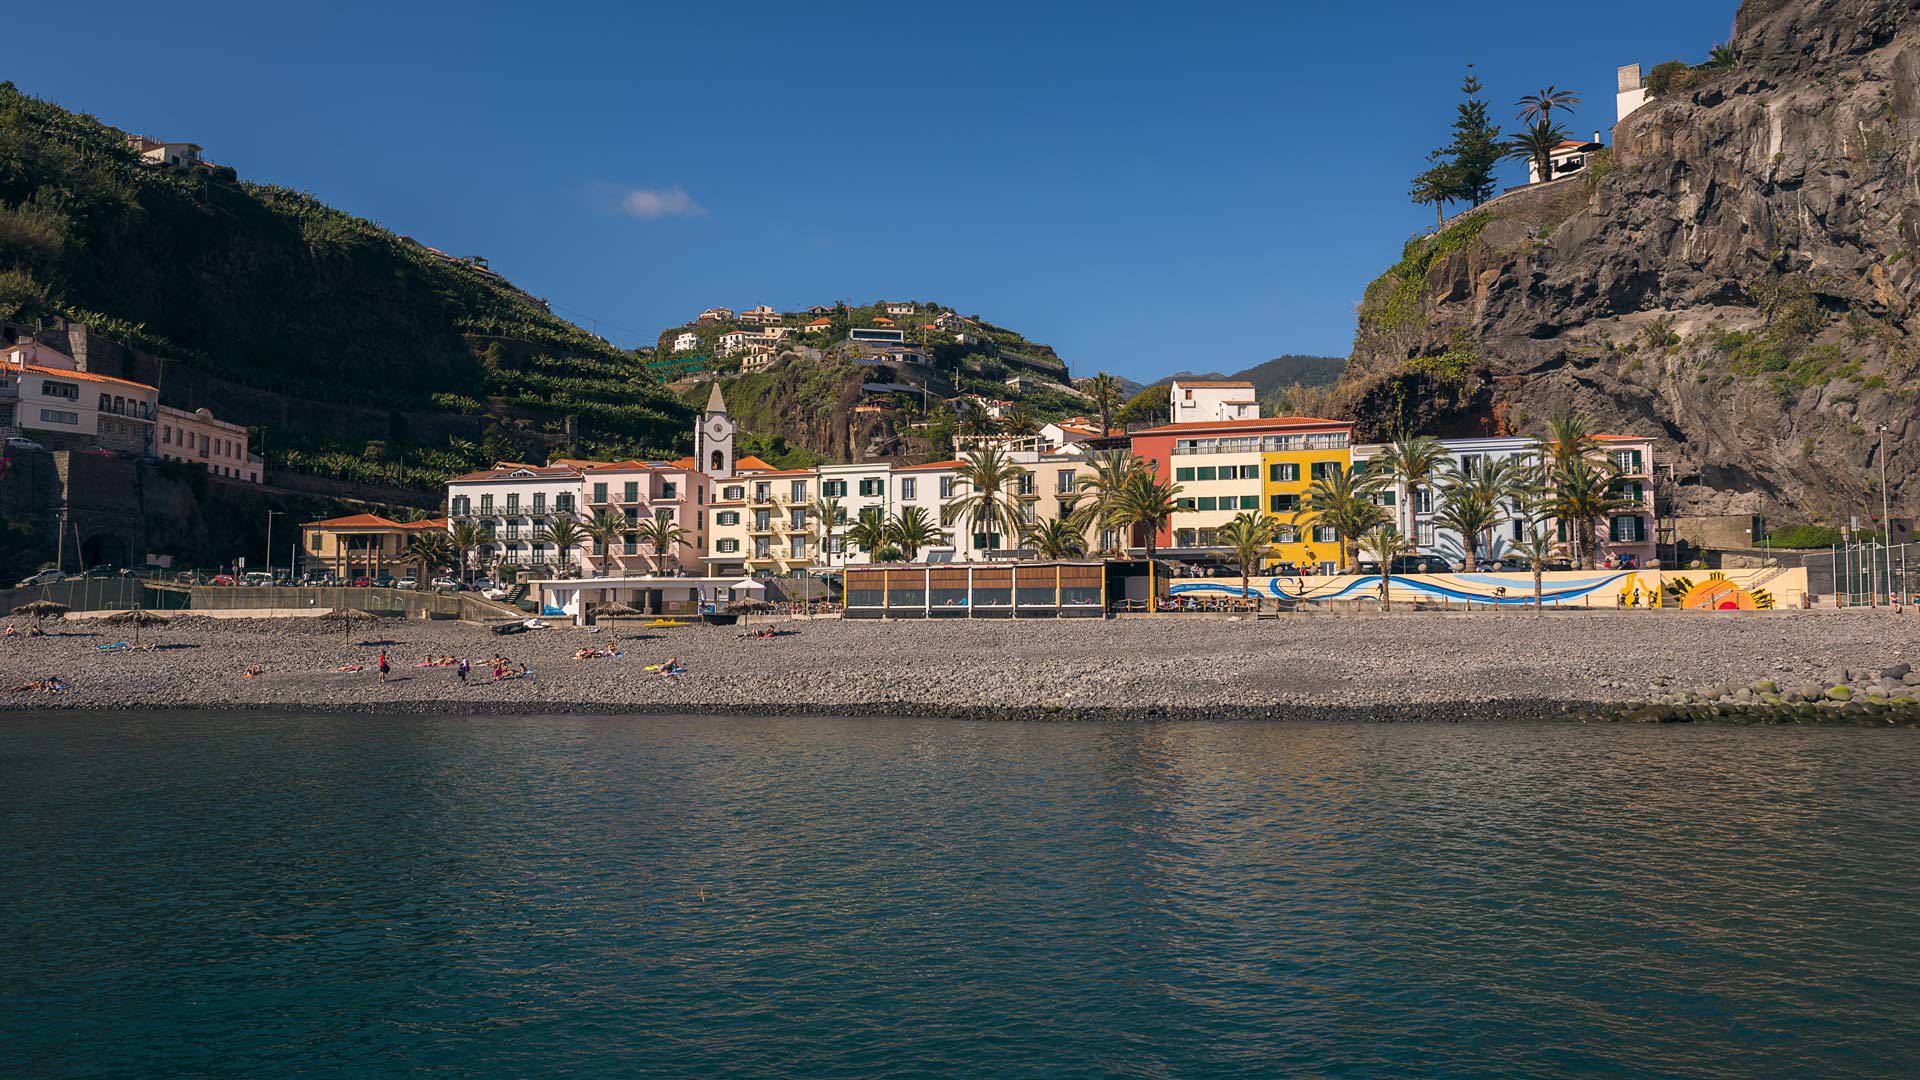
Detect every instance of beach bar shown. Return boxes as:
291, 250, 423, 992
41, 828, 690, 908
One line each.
530, 575, 765, 620
842, 561, 1108, 619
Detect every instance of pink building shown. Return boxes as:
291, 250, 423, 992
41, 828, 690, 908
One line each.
1589, 435, 1658, 567
562, 456, 713, 575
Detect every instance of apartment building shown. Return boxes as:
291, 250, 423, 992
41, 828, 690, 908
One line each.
157, 405, 261, 482
1131, 416, 1354, 573
818, 461, 895, 563
1, 340, 157, 454
1168, 379, 1260, 423
445, 464, 586, 572
564, 457, 713, 575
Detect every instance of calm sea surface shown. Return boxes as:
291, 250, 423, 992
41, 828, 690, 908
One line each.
1, 713, 1916, 1079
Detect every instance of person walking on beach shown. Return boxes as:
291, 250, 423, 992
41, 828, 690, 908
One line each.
377, 650, 390, 682
457, 658, 469, 684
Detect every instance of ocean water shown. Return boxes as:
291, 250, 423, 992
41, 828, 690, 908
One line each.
1, 713, 1916, 1079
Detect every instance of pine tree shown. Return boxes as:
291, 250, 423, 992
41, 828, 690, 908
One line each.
1409, 151, 1457, 228
1446, 67, 1502, 206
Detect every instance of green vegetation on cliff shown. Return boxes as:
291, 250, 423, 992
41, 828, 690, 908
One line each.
0, 83, 691, 476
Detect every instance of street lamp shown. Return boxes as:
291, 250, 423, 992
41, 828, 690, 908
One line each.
1878, 424, 1892, 607
266, 510, 283, 582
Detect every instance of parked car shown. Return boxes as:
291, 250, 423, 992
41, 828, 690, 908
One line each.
241, 572, 275, 587
470, 578, 498, 592
15, 569, 65, 587
371, 575, 396, 588
430, 577, 462, 590
208, 573, 237, 586
395, 576, 418, 590
5, 436, 45, 452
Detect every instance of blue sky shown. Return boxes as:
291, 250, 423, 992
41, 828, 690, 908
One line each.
13, 1, 1734, 382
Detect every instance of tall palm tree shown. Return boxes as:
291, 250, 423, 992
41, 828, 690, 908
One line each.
1306, 463, 1388, 572
1217, 511, 1277, 607
1084, 372, 1123, 436
1509, 119, 1572, 184
1107, 468, 1182, 612
955, 401, 999, 437
1371, 435, 1448, 539
885, 506, 942, 560
810, 496, 843, 568
1003, 402, 1040, 437
1536, 413, 1600, 474
635, 516, 688, 575
406, 529, 457, 585
1359, 523, 1413, 610
944, 445, 1026, 555
1071, 448, 1139, 551
1549, 456, 1633, 568
1431, 487, 1498, 572
582, 507, 626, 577
1025, 518, 1088, 559
534, 515, 587, 577
846, 514, 889, 560
1511, 522, 1562, 609
448, 521, 483, 584
1516, 86, 1582, 128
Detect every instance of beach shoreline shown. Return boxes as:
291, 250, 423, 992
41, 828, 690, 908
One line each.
4, 610, 1919, 724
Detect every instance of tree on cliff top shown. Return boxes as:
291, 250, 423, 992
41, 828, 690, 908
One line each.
1409, 68, 1502, 223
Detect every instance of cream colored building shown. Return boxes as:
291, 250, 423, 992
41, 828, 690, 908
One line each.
157, 405, 261, 482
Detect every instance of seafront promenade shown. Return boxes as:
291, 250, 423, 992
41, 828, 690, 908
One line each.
4, 609, 1916, 720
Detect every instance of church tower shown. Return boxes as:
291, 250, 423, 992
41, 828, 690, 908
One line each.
696, 382, 735, 478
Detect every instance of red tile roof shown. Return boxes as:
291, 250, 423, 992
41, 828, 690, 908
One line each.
303, 513, 402, 529
733, 455, 777, 472
16, 364, 158, 393
898, 459, 966, 471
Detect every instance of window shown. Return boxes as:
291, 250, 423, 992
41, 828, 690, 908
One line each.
623, 481, 639, 503
790, 480, 808, 503
859, 506, 882, 525
661, 482, 677, 500
1274, 525, 1298, 544
1512, 519, 1525, 541
790, 536, 807, 558
656, 507, 673, 524
309, 533, 321, 552
859, 478, 883, 497
790, 508, 808, 530
1178, 498, 1196, 510
623, 534, 639, 555
40, 380, 77, 400
451, 496, 470, 516
533, 493, 546, 514
1196, 466, 1217, 481
506, 494, 520, 513
821, 479, 845, 498
593, 482, 607, 503
754, 537, 771, 558
754, 484, 772, 503
717, 538, 740, 553
1057, 470, 1076, 493
1240, 465, 1260, 480
556, 494, 574, 512
1411, 490, 1433, 513
1309, 461, 1339, 480
1416, 523, 1436, 547
39, 408, 78, 425
1197, 496, 1218, 511
624, 508, 639, 526
1269, 493, 1301, 513
1312, 525, 1338, 544
1611, 516, 1644, 542
1612, 449, 1644, 474
1268, 463, 1298, 483
754, 510, 772, 531
723, 485, 744, 501
939, 477, 957, 499
901, 477, 917, 500
480, 494, 494, 514
1176, 467, 1195, 482
1016, 472, 1035, 496
717, 511, 739, 526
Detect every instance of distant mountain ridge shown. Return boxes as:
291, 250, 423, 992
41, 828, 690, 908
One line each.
1166, 354, 1347, 398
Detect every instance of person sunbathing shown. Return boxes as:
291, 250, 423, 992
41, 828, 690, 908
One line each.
331, 663, 363, 673
243, 665, 264, 678
2, 625, 16, 638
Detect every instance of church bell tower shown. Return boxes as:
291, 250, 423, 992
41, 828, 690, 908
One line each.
696, 383, 735, 478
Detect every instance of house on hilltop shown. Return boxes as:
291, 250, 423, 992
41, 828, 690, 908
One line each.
1526, 134, 1607, 184
1169, 379, 1259, 422
125, 135, 203, 168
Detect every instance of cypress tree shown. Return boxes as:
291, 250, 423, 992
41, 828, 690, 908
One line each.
1446, 67, 1502, 206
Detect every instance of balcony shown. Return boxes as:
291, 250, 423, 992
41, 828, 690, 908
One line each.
748, 520, 778, 535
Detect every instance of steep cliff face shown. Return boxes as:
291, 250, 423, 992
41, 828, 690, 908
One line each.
1336, 0, 1920, 521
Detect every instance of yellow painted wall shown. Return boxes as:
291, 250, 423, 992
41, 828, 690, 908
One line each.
1260, 447, 1349, 571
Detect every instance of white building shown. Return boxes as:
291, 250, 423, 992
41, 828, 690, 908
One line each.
0, 341, 156, 454
697, 307, 734, 323
1350, 436, 1540, 563
1617, 64, 1649, 122
672, 331, 700, 352
884, 302, 916, 316
1169, 379, 1259, 422
738, 305, 782, 326
126, 135, 203, 168
718, 330, 753, 355
157, 405, 261, 482
1526, 135, 1607, 184
445, 464, 587, 572
818, 461, 895, 563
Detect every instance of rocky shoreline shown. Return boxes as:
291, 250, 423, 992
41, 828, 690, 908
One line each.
3, 610, 1918, 725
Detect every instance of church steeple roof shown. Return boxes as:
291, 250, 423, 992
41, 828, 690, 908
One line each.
705, 383, 727, 414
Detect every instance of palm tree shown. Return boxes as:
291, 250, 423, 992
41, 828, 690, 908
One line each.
1071, 448, 1139, 551
1306, 463, 1388, 572
635, 516, 688, 575
1216, 511, 1277, 607
582, 508, 626, 577
1549, 456, 1633, 568
1434, 454, 1528, 570
1084, 372, 1123, 436
885, 506, 942, 560
1509, 119, 1572, 184
1359, 524, 1414, 610
1025, 518, 1088, 559
406, 529, 458, 584
534, 515, 587, 577
1431, 487, 1497, 572
1536, 413, 1600, 475
1709, 42, 1740, 72
811, 496, 843, 568
846, 514, 889, 560
448, 521, 483, 583
944, 446, 1027, 555
1003, 401, 1039, 437
955, 400, 999, 437
1511, 522, 1562, 609
1516, 86, 1582, 128
1107, 468, 1182, 612
1371, 434, 1448, 539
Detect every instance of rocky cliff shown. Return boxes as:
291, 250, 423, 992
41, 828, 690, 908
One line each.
1335, 0, 1920, 523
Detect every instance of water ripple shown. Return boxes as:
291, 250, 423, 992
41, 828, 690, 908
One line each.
2, 715, 1916, 1078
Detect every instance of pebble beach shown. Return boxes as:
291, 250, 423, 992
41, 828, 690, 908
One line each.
5, 609, 1919, 722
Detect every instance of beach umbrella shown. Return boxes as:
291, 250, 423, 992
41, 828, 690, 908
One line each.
12, 600, 69, 626
96, 609, 170, 626
726, 598, 777, 614
595, 601, 646, 617
316, 607, 382, 622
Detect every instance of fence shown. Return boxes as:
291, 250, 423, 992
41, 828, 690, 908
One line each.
1801, 542, 1920, 607
0, 579, 495, 619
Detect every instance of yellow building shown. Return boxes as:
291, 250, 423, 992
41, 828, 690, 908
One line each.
300, 514, 449, 581
1260, 427, 1354, 574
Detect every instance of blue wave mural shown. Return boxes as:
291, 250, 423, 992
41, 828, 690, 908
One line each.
1169, 572, 1639, 606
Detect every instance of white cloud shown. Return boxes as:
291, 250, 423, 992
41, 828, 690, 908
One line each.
615, 186, 707, 220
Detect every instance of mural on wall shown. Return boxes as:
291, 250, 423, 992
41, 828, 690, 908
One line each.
1166, 569, 1801, 609
1664, 572, 1775, 610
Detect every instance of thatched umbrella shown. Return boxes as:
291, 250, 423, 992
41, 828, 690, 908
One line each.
595, 601, 646, 617
96, 609, 171, 627
12, 600, 69, 627
726, 598, 777, 615
316, 608, 383, 622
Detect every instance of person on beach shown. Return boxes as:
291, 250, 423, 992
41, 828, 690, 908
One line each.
3, 624, 15, 638
243, 665, 263, 678
457, 658, 469, 684
377, 650, 390, 682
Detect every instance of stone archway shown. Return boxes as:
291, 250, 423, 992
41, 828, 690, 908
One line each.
79, 531, 133, 570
